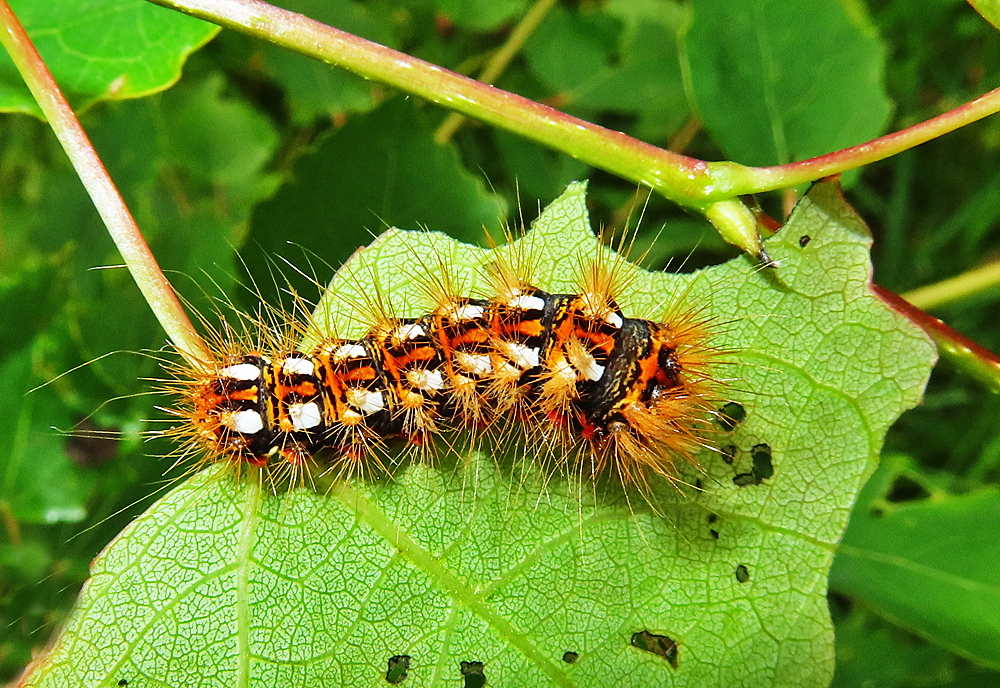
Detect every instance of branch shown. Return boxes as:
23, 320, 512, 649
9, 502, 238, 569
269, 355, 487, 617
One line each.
717, 86, 1000, 192
144, 0, 769, 260
0, 0, 211, 368
874, 286, 1000, 392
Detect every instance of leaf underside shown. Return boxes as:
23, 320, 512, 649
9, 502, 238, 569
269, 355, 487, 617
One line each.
20, 182, 935, 688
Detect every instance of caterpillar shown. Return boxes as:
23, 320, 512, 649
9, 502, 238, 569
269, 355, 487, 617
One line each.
168, 198, 729, 497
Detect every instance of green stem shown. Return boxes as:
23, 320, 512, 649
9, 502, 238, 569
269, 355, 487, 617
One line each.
145, 0, 1000, 261
142, 2, 718, 202
0, 0, 211, 368
435, 0, 558, 144
901, 259, 1000, 311
715, 85, 1000, 193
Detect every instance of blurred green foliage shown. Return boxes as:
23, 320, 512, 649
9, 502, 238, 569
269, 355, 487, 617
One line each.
1, 0, 999, 684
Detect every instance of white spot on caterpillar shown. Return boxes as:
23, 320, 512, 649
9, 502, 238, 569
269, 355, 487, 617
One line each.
509, 293, 545, 311
228, 409, 264, 435
346, 388, 384, 415
453, 303, 484, 320
288, 402, 322, 430
220, 363, 260, 381
553, 359, 577, 384
574, 352, 606, 381
396, 323, 426, 340
456, 352, 492, 376
499, 341, 540, 369
604, 312, 623, 329
334, 344, 367, 360
407, 368, 444, 391
282, 357, 315, 376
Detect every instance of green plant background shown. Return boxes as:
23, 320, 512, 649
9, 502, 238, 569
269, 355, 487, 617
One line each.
0, 0, 998, 686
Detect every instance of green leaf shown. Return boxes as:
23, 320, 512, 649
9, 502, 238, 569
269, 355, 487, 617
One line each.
830, 454, 1000, 669
19, 181, 934, 687
158, 72, 279, 193
829, 603, 1000, 688
523, 5, 620, 94
570, 1, 691, 141
0, 0, 218, 116
968, 0, 1000, 31
685, 0, 892, 166
519, 1, 690, 142
245, 0, 398, 123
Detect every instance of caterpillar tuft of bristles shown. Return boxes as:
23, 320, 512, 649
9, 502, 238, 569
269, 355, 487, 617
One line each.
163, 227, 733, 499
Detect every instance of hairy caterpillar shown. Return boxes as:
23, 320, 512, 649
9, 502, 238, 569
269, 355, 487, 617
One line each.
166, 193, 730, 499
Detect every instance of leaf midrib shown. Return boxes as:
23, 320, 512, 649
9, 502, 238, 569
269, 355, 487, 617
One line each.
335, 482, 579, 688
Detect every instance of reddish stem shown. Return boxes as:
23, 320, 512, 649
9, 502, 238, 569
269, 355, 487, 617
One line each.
874, 285, 1000, 392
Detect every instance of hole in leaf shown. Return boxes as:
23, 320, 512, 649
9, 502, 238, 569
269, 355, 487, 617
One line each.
562, 651, 579, 664
707, 513, 720, 539
117, 681, 128, 687
720, 444, 737, 465
751, 444, 774, 481
799, 235, 811, 247
460, 661, 486, 688
630, 630, 679, 669
885, 474, 930, 503
717, 402, 746, 430
735, 564, 750, 583
732, 472, 758, 487
386, 655, 411, 684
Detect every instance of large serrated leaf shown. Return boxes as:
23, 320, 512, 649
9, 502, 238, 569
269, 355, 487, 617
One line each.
19, 181, 935, 687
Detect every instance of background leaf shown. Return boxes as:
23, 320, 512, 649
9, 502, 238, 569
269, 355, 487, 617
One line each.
830, 454, 1000, 669
684, 0, 892, 167
214, 0, 399, 124
435, 0, 531, 32
523, 1, 690, 142
0, 347, 93, 525
0, 0, 218, 115
243, 98, 505, 303
18, 182, 934, 687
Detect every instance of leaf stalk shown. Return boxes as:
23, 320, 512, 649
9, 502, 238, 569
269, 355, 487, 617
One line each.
0, 0, 211, 368
721, 85, 1000, 192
